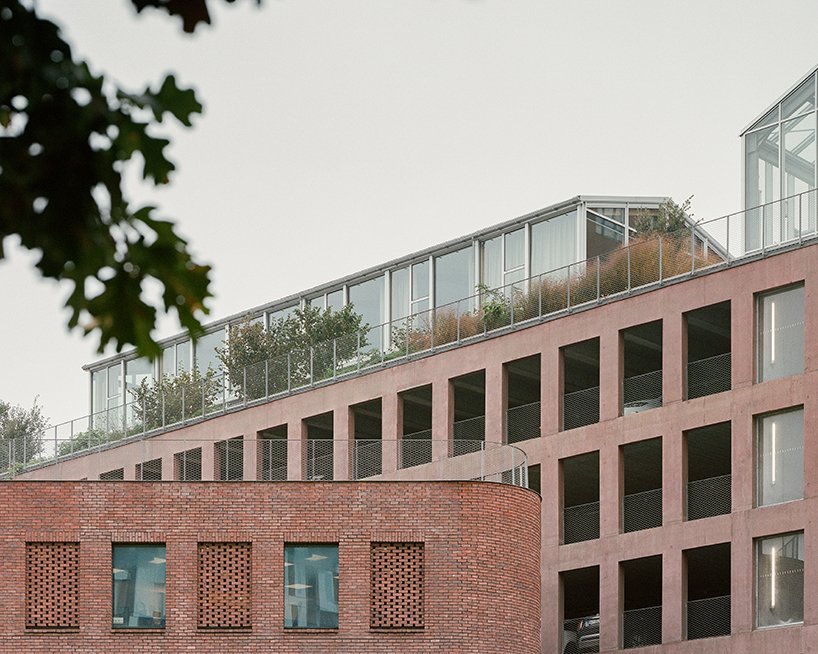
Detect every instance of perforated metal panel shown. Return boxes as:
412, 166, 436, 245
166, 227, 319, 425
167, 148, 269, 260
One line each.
370, 542, 424, 629
26, 542, 80, 629
135, 457, 162, 480
99, 468, 124, 480
174, 447, 202, 480
197, 542, 252, 629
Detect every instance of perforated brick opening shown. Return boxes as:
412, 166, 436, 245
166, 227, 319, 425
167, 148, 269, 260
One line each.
370, 542, 424, 629
26, 542, 80, 629
198, 542, 252, 629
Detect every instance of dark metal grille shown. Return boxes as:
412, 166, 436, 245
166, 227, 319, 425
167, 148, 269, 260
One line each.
623, 488, 662, 532
687, 474, 731, 520
687, 595, 730, 640
563, 386, 600, 431
687, 352, 731, 399
507, 401, 541, 444
563, 501, 600, 544
623, 605, 662, 648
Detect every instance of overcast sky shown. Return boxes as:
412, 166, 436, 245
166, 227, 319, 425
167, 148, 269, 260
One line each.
2, 0, 818, 425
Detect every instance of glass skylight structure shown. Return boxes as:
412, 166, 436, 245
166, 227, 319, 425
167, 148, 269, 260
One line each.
743, 68, 818, 251
85, 195, 667, 417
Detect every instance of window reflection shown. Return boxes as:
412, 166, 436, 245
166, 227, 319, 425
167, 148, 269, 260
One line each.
757, 285, 804, 382
756, 532, 804, 628
284, 545, 339, 628
112, 544, 166, 629
531, 211, 577, 277
757, 408, 804, 507
435, 246, 474, 310
195, 329, 224, 374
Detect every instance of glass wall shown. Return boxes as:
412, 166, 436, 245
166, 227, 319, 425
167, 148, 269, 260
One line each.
112, 544, 166, 629
195, 329, 224, 374
435, 246, 474, 310
284, 544, 339, 628
756, 408, 803, 507
586, 209, 626, 258
162, 341, 191, 376
268, 304, 298, 326
482, 228, 526, 292
757, 284, 804, 382
531, 210, 578, 277
756, 532, 804, 628
349, 276, 384, 349
745, 73, 817, 251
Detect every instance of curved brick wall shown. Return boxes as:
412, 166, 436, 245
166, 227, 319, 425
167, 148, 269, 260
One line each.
0, 481, 540, 654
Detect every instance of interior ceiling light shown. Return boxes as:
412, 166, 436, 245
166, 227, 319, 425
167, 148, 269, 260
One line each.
286, 584, 312, 590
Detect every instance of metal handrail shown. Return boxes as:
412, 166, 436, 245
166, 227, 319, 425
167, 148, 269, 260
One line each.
14, 189, 818, 458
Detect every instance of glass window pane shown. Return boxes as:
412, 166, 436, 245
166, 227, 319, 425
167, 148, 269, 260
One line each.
195, 329, 223, 374
745, 125, 781, 251
758, 285, 804, 381
586, 210, 625, 258
482, 236, 502, 290
161, 347, 173, 377
783, 114, 816, 194
125, 357, 153, 394
107, 363, 122, 405
112, 544, 166, 629
391, 267, 409, 321
588, 206, 626, 225
435, 246, 475, 309
757, 408, 804, 506
412, 260, 430, 301
176, 342, 191, 373
756, 532, 804, 627
268, 305, 297, 326
504, 228, 525, 271
749, 105, 780, 132
326, 289, 344, 312
782, 75, 815, 119
531, 211, 578, 276
305, 295, 323, 310
349, 276, 385, 349
284, 544, 339, 628
92, 369, 106, 416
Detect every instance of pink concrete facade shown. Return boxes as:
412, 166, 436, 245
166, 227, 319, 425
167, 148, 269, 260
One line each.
21, 242, 818, 652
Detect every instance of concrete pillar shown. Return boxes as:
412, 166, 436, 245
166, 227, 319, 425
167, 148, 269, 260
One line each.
200, 440, 215, 481
485, 362, 506, 444
599, 555, 621, 651
663, 314, 684, 405
541, 346, 561, 435
730, 522, 753, 634
599, 330, 620, 423
599, 441, 621, 538
662, 548, 684, 644
243, 434, 257, 481
161, 454, 175, 481
334, 407, 351, 480
287, 420, 304, 481
432, 378, 453, 460
663, 429, 684, 525
381, 392, 400, 474
731, 292, 755, 389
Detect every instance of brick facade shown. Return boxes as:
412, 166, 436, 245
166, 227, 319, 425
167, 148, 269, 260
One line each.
0, 481, 541, 653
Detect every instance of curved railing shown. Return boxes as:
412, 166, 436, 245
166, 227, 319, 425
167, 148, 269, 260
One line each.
7, 188, 818, 463
4, 438, 529, 487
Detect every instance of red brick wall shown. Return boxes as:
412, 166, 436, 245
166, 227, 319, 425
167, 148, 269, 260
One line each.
0, 481, 540, 653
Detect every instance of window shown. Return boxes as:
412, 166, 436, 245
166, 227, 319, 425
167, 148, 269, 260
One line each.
756, 532, 804, 628
531, 210, 578, 277
284, 544, 338, 628
757, 285, 804, 381
756, 408, 804, 507
435, 246, 475, 310
112, 544, 166, 629
195, 329, 224, 374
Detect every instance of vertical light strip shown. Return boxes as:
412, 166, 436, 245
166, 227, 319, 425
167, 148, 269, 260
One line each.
770, 546, 777, 608
770, 300, 776, 363
771, 421, 777, 485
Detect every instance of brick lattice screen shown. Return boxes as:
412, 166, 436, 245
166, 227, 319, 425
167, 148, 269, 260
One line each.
26, 542, 80, 629
197, 542, 252, 628
370, 542, 424, 628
